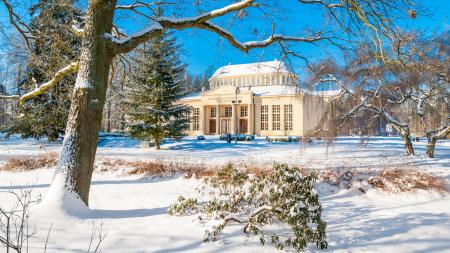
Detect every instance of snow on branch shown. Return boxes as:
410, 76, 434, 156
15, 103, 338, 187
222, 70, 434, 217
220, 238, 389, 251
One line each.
299, 0, 344, 9
111, 0, 254, 54
0, 94, 20, 99
115, 0, 152, 10
19, 62, 79, 105
178, 0, 255, 24
110, 23, 164, 55
72, 25, 84, 37
111, 0, 328, 55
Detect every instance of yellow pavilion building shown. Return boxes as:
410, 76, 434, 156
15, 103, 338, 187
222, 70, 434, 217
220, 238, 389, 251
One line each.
180, 60, 338, 137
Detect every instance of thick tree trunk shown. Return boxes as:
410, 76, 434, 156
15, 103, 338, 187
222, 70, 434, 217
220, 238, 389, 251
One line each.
426, 137, 437, 158
45, 0, 117, 207
389, 122, 414, 156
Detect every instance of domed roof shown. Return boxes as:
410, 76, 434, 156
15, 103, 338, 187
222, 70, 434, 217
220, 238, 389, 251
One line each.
210, 60, 290, 79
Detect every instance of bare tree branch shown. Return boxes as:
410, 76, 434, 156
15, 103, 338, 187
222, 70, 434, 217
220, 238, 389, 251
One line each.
111, 0, 329, 55
115, 0, 154, 10
0, 0, 33, 50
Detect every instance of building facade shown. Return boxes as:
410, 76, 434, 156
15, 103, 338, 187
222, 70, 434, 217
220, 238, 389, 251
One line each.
180, 60, 337, 137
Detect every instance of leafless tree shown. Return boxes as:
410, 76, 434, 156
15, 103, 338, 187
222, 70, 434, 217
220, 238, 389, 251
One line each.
0, 189, 40, 253
392, 33, 450, 157
311, 32, 449, 157
309, 48, 416, 155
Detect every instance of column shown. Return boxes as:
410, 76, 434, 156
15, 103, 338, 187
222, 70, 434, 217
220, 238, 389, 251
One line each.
215, 105, 220, 134
248, 103, 254, 135
231, 104, 237, 134
200, 106, 206, 135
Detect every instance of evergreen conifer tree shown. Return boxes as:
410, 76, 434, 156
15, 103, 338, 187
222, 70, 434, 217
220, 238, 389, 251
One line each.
124, 31, 190, 149
3, 0, 82, 141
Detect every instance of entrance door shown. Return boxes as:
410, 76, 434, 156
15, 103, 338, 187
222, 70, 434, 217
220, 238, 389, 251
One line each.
221, 119, 231, 134
239, 119, 248, 134
209, 119, 216, 135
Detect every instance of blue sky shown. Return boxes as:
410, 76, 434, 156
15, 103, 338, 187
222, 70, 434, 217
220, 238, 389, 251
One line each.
0, 0, 449, 77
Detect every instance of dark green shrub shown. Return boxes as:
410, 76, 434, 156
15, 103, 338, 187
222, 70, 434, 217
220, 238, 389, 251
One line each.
168, 163, 327, 252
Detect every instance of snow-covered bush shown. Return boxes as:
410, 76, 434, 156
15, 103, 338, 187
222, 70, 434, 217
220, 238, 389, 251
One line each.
266, 136, 301, 143
168, 163, 327, 252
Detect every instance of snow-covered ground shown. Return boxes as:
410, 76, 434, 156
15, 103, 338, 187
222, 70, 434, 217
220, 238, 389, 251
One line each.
2, 134, 450, 169
0, 135, 449, 252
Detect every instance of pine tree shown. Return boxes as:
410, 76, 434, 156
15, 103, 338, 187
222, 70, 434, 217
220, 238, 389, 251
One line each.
2, 0, 82, 141
124, 31, 190, 150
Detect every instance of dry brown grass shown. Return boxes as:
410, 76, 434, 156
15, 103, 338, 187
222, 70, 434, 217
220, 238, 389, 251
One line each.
97, 158, 217, 178
368, 168, 445, 192
318, 167, 446, 193
128, 161, 216, 178
95, 159, 448, 193
0, 152, 58, 171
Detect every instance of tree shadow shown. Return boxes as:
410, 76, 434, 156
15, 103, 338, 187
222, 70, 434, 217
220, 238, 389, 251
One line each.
0, 177, 175, 190
90, 206, 168, 219
321, 192, 450, 252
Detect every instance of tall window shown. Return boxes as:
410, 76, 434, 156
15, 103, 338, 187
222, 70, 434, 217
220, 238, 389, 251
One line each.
185, 108, 192, 130
284, 104, 293, 131
261, 105, 269, 130
192, 108, 200, 131
240, 105, 248, 117
224, 106, 232, 117
210, 107, 216, 117
272, 105, 280, 130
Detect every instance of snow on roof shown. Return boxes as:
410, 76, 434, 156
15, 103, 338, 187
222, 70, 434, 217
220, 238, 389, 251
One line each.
181, 92, 201, 101
251, 85, 341, 97
250, 85, 301, 96
181, 86, 341, 100
309, 89, 342, 96
211, 60, 290, 79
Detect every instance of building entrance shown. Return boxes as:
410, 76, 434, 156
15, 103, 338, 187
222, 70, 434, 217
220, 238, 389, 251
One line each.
220, 119, 231, 134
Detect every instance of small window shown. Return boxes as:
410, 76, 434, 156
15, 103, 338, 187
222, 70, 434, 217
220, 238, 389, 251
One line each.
210, 107, 217, 118
224, 106, 232, 117
240, 105, 248, 117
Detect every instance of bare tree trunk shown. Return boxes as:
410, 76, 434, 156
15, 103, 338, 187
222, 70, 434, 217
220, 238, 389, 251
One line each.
106, 100, 111, 133
155, 139, 161, 150
403, 135, 414, 156
46, 0, 117, 206
426, 136, 437, 158
399, 127, 414, 156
